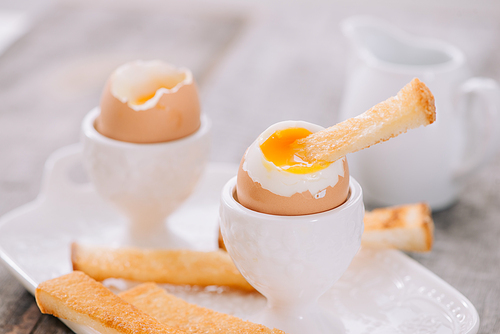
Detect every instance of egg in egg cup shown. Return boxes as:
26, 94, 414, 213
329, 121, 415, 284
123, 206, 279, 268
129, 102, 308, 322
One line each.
220, 176, 364, 334
81, 61, 211, 248
219, 79, 437, 333
219, 120, 364, 334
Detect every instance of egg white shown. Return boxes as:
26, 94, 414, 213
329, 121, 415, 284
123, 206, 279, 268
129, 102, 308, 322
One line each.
242, 120, 346, 197
110, 60, 192, 111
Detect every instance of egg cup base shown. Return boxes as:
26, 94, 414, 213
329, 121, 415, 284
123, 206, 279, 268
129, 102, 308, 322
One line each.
250, 303, 345, 334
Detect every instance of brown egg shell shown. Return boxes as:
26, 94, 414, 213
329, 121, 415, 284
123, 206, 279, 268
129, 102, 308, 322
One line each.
96, 79, 201, 143
236, 157, 350, 216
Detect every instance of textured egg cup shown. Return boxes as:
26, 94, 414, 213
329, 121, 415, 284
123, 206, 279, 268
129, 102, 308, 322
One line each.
82, 107, 211, 248
220, 177, 365, 334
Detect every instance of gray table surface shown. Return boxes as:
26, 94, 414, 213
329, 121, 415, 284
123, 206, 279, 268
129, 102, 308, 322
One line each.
0, 1, 499, 333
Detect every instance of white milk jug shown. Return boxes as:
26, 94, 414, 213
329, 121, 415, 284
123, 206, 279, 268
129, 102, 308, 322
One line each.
339, 16, 500, 210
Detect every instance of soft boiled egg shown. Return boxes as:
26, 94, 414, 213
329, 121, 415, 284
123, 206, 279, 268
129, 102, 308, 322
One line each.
236, 120, 350, 216
96, 60, 200, 143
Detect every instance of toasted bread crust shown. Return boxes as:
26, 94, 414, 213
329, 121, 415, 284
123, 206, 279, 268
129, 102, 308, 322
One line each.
72, 243, 254, 291
296, 78, 436, 162
218, 202, 434, 253
119, 283, 284, 334
35, 271, 183, 334
218, 229, 227, 251
362, 203, 434, 252
218, 203, 434, 252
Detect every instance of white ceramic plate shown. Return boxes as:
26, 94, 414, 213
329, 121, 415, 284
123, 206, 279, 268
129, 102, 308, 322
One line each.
0, 144, 479, 334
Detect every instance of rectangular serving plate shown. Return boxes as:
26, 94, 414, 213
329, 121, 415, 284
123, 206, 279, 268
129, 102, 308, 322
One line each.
0, 144, 479, 334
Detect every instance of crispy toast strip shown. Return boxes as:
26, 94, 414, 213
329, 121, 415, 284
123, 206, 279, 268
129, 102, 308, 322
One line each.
295, 78, 436, 162
35, 271, 183, 334
218, 203, 433, 252
119, 283, 285, 334
72, 244, 254, 291
362, 203, 434, 252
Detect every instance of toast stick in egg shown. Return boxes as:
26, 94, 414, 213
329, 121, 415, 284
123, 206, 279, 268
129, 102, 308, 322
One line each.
294, 78, 436, 163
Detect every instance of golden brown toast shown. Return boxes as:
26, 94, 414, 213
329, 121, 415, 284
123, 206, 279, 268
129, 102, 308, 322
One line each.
362, 203, 434, 252
119, 283, 284, 334
35, 271, 183, 334
295, 78, 436, 163
219, 203, 433, 252
218, 229, 227, 251
72, 243, 254, 291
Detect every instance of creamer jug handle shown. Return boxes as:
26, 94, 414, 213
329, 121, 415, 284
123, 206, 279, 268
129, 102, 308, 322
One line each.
454, 77, 500, 179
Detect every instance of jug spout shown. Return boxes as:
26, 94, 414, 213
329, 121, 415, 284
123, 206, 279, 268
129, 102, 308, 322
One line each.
340, 16, 464, 71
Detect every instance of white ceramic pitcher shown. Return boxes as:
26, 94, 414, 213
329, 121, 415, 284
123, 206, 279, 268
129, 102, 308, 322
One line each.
339, 16, 500, 210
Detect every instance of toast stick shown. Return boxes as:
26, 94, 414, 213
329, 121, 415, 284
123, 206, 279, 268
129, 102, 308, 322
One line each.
35, 271, 184, 334
218, 203, 433, 252
72, 244, 254, 291
119, 283, 285, 334
362, 202, 434, 252
294, 78, 436, 163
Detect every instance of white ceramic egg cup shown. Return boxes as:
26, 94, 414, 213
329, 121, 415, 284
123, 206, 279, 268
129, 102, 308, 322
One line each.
81, 107, 211, 248
220, 177, 364, 334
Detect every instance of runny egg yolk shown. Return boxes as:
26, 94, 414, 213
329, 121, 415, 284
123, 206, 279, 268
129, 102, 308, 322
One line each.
131, 72, 187, 105
259, 127, 330, 174
133, 91, 162, 105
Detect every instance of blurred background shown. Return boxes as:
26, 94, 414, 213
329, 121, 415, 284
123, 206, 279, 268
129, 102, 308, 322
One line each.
0, 0, 499, 204
0, 0, 499, 333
